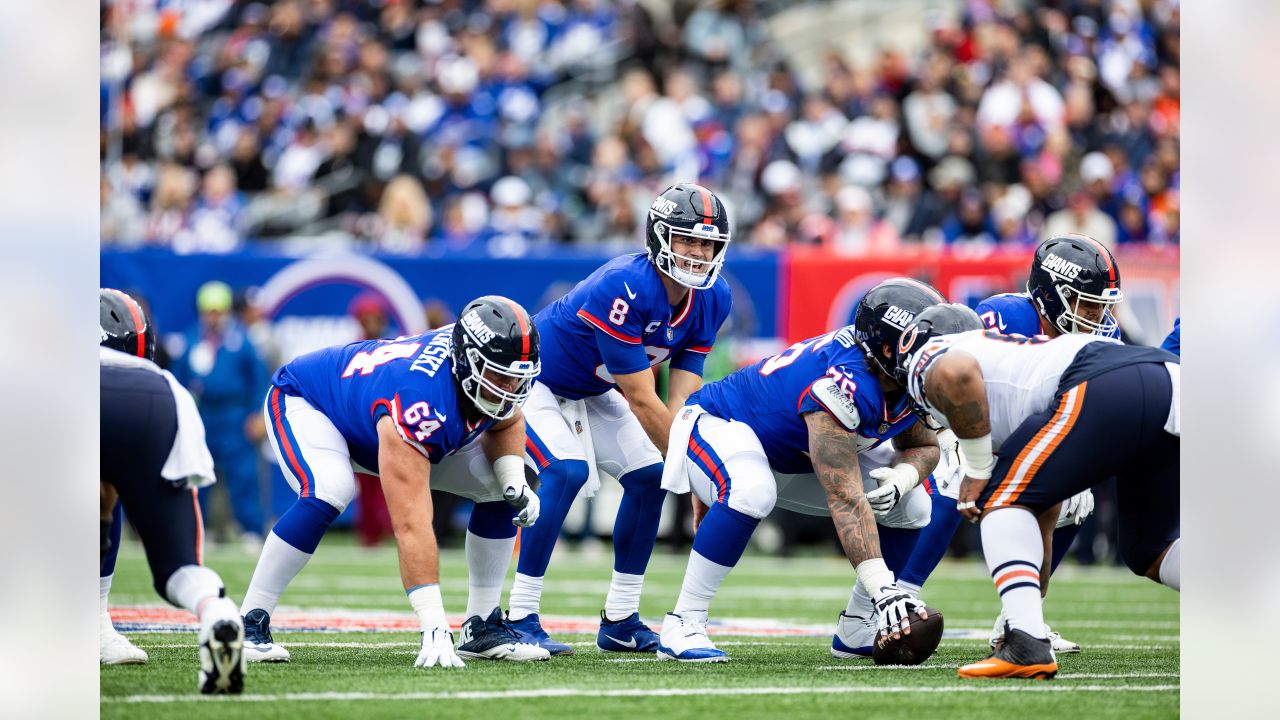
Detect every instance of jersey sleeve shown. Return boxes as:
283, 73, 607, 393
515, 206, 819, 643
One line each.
670, 282, 733, 376
796, 364, 875, 432
577, 269, 653, 376
1160, 317, 1180, 356
370, 391, 446, 463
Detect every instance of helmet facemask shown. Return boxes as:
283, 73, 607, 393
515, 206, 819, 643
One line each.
459, 346, 539, 421
1053, 283, 1123, 336
650, 218, 729, 290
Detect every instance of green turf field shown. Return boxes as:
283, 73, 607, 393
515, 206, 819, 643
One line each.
101, 537, 1179, 719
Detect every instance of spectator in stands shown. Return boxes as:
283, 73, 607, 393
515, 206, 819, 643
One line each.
176, 164, 245, 254
369, 174, 431, 255
1042, 189, 1119, 249
829, 185, 899, 254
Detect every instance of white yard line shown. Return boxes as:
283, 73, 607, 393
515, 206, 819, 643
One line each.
103, 684, 1180, 704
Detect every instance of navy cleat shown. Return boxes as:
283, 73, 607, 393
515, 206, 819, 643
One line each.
457, 608, 550, 662
242, 608, 290, 663
597, 610, 660, 653
506, 613, 574, 656
831, 612, 875, 659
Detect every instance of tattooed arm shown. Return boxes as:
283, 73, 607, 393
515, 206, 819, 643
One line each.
921, 351, 993, 520
804, 410, 882, 568
891, 419, 940, 481
806, 410, 928, 638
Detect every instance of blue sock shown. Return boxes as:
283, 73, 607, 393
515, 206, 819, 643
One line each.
516, 459, 590, 577
691, 502, 759, 567
272, 496, 341, 554
469, 500, 518, 540
102, 501, 123, 577
613, 464, 665, 575
1050, 523, 1081, 573
877, 525, 920, 577
898, 493, 963, 588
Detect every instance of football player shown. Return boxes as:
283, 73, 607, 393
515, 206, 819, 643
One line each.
238, 296, 549, 667
894, 234, 1123, 654
655, 278, 944, 662
503, 183, 734, 655
897, 304, 1179, 678
100, 289, 245, 693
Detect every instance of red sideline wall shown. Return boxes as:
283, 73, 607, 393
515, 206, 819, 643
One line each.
782, 246, 1179, 344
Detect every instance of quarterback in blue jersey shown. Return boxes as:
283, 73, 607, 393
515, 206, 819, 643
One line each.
504, 183, 734, 655
239, 296, 552, 667
895, 234, 1125, 655
656, 278, 946, 662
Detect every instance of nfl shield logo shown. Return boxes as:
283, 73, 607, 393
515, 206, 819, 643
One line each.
666, 327, 675, 342
575, 420, 583, 434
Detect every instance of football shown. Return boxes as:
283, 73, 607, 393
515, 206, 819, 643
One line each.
872, 606, 944, 666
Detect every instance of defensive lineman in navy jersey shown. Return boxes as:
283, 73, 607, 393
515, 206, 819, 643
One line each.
895, 234, 1125, 655
656, 278, 945, 662
239, 297, 551, 667
505, 184, 733, 655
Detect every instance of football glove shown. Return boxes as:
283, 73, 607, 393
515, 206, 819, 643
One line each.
872, 583, 929, 640
503, 484, 540, 528
866, 465, 919, 517
1058, 489, 1095, 527
414, 628, 465, 669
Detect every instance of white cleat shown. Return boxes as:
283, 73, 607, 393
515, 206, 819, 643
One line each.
656, 612, 727, 663
101, 613, 148, 665
990, 611, 1081, 654
830, 612, 876, 659
198, 598, 245, 694
242, 608, 291, 663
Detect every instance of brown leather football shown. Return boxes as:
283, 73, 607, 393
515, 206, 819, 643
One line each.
872, 606, 944, 666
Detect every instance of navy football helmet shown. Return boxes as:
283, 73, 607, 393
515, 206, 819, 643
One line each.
100, 288, 155, 361
853, 277, 947, 385
894, 303, 984, 378
1027, 234, 1123, 335
644, 183, 731, 289
451, 296, 540, 421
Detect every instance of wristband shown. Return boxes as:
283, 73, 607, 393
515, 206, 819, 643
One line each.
493, 455, 525, 492
407, 583, 448, 631
855, 558, 896, 600
957, 434, 997, 480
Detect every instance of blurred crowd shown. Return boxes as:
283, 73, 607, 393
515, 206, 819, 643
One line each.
101, 0, 1180, 256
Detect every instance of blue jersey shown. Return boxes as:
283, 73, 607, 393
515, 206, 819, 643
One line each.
271, 328, 492, 471
1161, 316, 1180, 356
534, 253, 732, 400
692, 326, 917, 474
975, 292, 1121, 339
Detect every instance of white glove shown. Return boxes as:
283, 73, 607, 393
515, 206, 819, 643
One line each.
414, 628, 465, 668
866, 465, 920, 517
872, 583, 929, 640
1058, 489, 1095, 527
504, 484, 540, 528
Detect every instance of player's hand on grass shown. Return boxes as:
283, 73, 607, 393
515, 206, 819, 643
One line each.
873, 584, 929, 641
957, 476, 988, 522
503, 483, 540, 528
415, 628, 465, 669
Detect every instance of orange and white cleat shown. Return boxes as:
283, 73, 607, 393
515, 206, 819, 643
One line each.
959, 624, 1058, 680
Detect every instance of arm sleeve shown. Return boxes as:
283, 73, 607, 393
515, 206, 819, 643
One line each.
974, 301, 1001, 331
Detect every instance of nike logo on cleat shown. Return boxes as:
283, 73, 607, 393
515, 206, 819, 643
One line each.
605, 635, 638, 648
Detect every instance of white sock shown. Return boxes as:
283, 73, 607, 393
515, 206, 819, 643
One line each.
165, 565, 225, 617
100, 574, 113, 616
465, 531, 516, 619
507, 573, 544, 621
898, 579, 923, 599
240, 531, 313, 616
980, 508, 1046, 639
1158, 538, 1180, 591
604, 572, 644, 621
673, 551, 732, 616
845, 580, 874, 617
